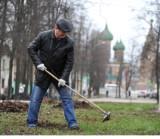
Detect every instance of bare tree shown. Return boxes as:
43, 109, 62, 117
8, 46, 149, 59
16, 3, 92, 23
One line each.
139, 0, 160, 104
125, 41, 140, 98
0, 0, 8, 94
1, 0, 108, 100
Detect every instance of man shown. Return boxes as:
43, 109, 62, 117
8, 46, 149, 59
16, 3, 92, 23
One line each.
27, 18, 79, 130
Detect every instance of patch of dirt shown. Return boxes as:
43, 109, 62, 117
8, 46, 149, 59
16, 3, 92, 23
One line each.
0, 101, 28, 112
74, 101, 91, 108
153, 109, 160, 113
38, 120, 83, 132
43, 98, 60, 104
51, 100, 91, 109
38, 120, 67, 129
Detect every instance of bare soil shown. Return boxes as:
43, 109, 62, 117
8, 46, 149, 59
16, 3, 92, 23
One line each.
0, 101, 28, 112
0, 99, 91, 112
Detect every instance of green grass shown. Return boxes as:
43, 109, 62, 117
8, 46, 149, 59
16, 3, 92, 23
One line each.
0, 102, 160, 135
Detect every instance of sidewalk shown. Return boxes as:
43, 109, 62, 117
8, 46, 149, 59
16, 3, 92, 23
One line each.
0, 97, 157, 104
79, 97, 157, 104
0, 100, 29, 103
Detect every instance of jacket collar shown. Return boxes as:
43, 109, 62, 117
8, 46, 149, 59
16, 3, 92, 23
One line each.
50, 30, 67, 41
51, 30, 56, 39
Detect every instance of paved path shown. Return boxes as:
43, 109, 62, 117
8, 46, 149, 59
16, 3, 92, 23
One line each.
0, 100, 29, 103
79, 97, 157, 104
0, 98, 157, 104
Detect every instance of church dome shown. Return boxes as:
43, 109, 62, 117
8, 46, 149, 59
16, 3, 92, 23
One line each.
113, 40, 125, 51
99, 24, 113, 41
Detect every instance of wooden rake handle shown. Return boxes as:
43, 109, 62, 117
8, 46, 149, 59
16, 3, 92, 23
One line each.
44, 69, 106, 114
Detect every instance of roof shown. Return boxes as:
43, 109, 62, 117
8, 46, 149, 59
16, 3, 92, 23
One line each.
99, 24, 113, 41
113, 40, 125, 51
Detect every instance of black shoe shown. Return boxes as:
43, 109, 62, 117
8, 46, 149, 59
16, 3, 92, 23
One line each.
28, 124, 37, 128
69, 123, 80, 130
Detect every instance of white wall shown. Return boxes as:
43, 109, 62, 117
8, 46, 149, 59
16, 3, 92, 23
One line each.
1, 55, 10, 95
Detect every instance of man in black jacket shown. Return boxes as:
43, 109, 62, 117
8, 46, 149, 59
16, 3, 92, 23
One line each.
27, 18, 79, 129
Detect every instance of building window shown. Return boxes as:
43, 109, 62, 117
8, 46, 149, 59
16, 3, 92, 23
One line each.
2, 59, 5, 70
109, 67, 112, 74
2, 78, 5, 88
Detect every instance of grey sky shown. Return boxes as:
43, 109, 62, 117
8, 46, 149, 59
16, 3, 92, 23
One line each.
85, 0, 153, 60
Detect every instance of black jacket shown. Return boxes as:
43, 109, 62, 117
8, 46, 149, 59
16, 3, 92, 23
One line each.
28, 30, 74, 89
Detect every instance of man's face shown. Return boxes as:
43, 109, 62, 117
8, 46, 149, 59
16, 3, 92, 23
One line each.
54, 25, 66, 39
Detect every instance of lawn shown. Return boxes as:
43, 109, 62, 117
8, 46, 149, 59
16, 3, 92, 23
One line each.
0, 101, 160, 135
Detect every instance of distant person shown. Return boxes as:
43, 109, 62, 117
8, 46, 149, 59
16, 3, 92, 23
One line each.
106, 90, 109, 97
88, 87, 92, 98
1, 94, 6, 102
128, 90, 131, 97
82, 90, 86, 96
27, 18, 79, 130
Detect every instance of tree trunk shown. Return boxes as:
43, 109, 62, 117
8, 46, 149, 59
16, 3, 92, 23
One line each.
156, 26, 160, 104
0, 0, 8, 94
7, 51, 14, 99
15, 57, 20, 99
117, 63, 123, 98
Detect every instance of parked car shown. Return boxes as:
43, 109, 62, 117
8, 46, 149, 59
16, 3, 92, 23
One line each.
137, 90, 148, 98
137, 92, 146, 98
150, 92, 157, 99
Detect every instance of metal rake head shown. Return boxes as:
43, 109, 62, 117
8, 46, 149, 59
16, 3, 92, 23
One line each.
102, 111, 111, 122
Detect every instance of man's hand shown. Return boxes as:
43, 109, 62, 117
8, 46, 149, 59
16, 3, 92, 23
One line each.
58, 79, 66, 87
37, 64, 47, 71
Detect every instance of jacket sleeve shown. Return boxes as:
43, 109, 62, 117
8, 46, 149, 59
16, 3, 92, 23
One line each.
60, 42, 74, 81
28, 32, 43, 67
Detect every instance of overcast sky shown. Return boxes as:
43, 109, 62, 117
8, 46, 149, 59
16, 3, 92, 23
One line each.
85, 0, 153, 60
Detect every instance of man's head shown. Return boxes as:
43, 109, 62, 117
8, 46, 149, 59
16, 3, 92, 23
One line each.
54, 18, 73, 39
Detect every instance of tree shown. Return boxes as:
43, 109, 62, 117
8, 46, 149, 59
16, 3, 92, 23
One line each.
138, 0, 160, 104
0, 0, 8, 94
0, 0, 91, 99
